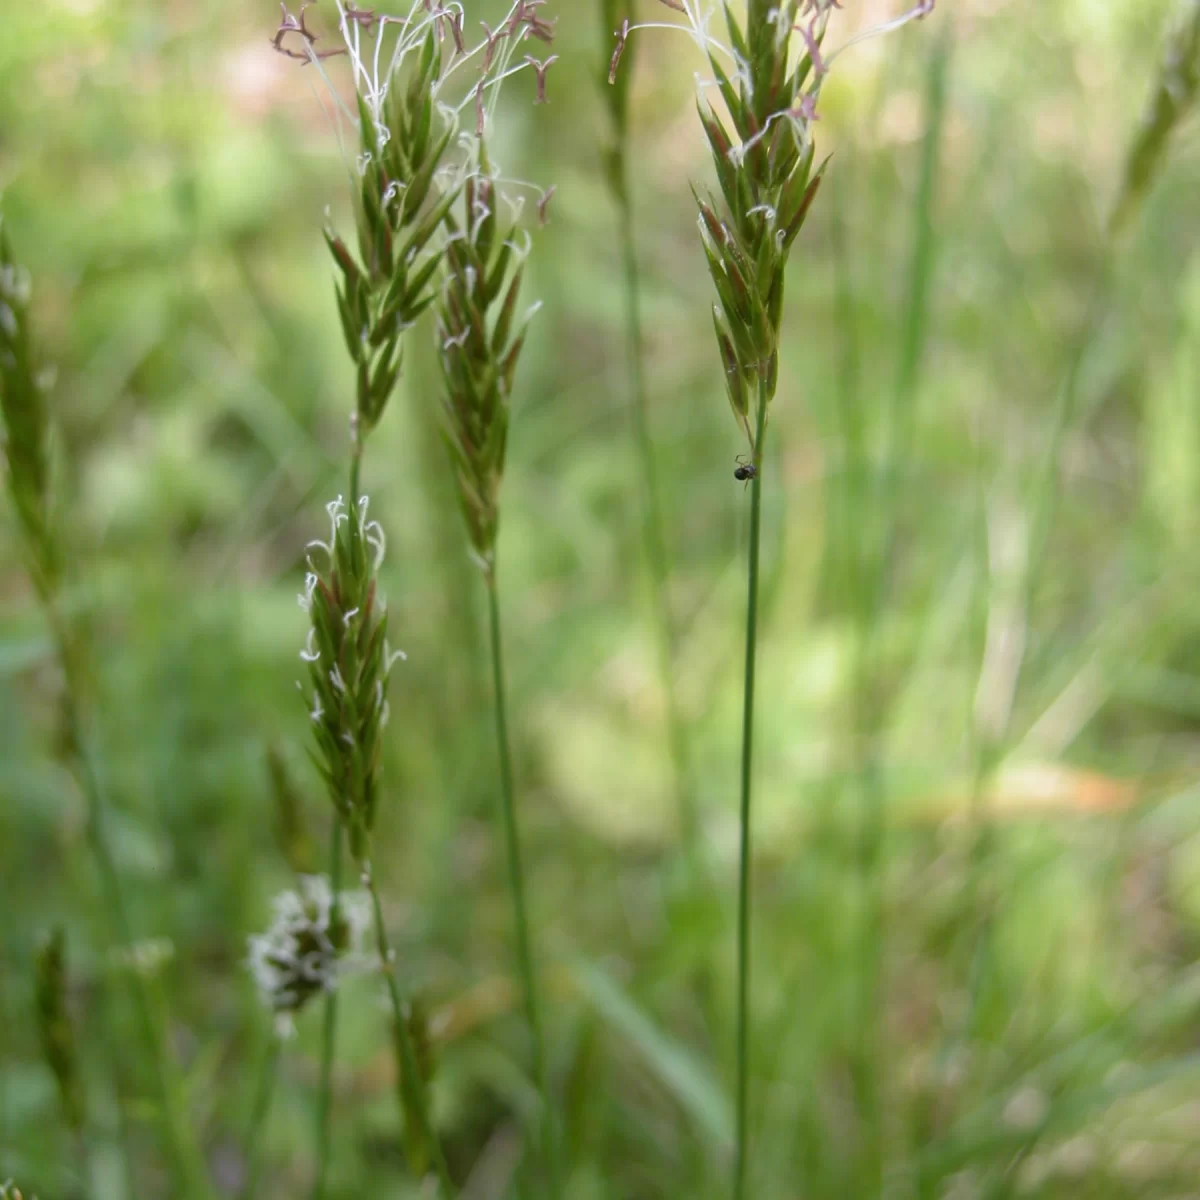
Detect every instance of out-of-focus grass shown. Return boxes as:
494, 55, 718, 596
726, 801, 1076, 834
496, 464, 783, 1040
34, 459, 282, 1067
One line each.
3, 1, 1200, 1197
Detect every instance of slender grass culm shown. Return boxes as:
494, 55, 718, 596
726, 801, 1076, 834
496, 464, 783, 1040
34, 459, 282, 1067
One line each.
295, 0, 459, 1180
271, 4, 472, 1191
297, 496, 453, 1193
431, 17, 560, 1193
272, 2, 463, 1190
598, 0, 695, 853
0, 217, 207, 1198
271, 4, 559, 1192
613, 3, 934, 1195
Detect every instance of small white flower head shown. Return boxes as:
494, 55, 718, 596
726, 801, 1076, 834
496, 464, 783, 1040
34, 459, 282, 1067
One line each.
247, 875, 371, 1015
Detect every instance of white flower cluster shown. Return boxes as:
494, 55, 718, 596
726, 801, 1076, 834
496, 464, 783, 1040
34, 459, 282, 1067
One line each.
247, 875, 371, 1029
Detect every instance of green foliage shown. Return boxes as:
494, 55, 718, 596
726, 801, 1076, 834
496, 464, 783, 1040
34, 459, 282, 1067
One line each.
3, 1, 1200, 1197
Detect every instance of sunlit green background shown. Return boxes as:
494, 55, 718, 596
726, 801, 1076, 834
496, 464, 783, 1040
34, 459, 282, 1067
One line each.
4, 0, 1200, 1195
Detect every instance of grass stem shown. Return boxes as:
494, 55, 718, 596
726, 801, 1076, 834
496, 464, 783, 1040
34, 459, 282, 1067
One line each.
733, 383, 769, 1200
310, 818, 343, 1200
241, 1032, 281, 1200
363, 867, 455, 1195
484, 572, 560, 1199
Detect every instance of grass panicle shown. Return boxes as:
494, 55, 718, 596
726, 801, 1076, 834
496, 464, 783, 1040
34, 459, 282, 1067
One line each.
275, 1, 560, 462
296, 493, 453, 1190
318, 17, 455, 443
436, 158, 539, 569
433, 37, 560, 1188
272, 6, 462, 1187
299, 493, 398, 861
611, 4, 936, 1196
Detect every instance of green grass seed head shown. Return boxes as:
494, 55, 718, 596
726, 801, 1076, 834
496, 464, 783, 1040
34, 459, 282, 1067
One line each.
275, 3, 558, 445
426, 8, 557, 569
612, 2, 933, 455
299, 494, 403, 861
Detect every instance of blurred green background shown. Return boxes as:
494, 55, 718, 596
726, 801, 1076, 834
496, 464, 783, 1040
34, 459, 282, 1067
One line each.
4, 0, 1200, 1196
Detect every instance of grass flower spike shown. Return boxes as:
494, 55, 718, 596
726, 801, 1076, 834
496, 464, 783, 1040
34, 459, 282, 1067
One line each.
300, 493, 399, 863
436, 158, 540, 570
275, 2, 560, 466
274, 8, 563, 1191
274, 2, 459, 444
297, 493, 452, 1192
614, 5, 935, 1198
428, 10, 561, 1192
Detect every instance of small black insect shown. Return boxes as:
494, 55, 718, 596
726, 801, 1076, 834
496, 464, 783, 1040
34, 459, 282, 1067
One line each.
734, 455, 757, 483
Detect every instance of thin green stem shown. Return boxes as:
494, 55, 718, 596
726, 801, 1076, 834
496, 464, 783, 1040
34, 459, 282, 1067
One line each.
613, 171, 694, 854
363, 867, 455, 1195
484, 573, 560, 1199
310, 818, 342, 1200
733, 383, 769, 1200
241, 1033, 281, 1200
48, 609, 206, 1200
311, 442, 367, 1198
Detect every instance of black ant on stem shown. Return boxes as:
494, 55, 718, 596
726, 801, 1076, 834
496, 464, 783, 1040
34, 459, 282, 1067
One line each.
734, 455, 757, 488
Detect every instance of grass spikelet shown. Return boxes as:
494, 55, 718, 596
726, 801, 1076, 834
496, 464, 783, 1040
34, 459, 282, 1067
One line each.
296, 491, 453, 1192
435, 156, 533, 569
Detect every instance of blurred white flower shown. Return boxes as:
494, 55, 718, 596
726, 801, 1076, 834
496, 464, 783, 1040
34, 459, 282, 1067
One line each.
247, 875, 371, 1026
